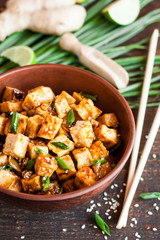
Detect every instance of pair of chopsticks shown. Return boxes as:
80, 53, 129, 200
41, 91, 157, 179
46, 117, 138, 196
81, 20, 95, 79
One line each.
117, 29, 160, 229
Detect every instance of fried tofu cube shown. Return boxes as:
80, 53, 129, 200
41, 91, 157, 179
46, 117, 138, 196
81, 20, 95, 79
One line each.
63, 179, 77, 193
74, 167, 97, 189
90, 118, 100, 131
34, 107, 50, 118
70, 121, 94, 148
21, 175, 41, 193
60, 91, 76, 105
2, 86, 25, 102
72, 147, 92, 169
35, 152, 58, 177
48, 135, 74, 157
89, 141, 109, 160
92, 161, 111, 179
8, 177, 22, 192
27, 139, 48, 159
0, 100, 22, 113
0, 116, 8, 135
44, 181, 60, 195
26, 115, 43, 138
0, 169, 21, 189
95, 125, 118, 149
98, 113, 119, 128
4, 114, 28, 135
3, 133, 29, 159
58, 126, 70, 138
56, 155, 76, 181
22, 86, 55, 111
0, 154, 8, 166
37, 115, 62, 140
75, 99, 102, 120
55, 96, 71, 118
73, 92, 84, 103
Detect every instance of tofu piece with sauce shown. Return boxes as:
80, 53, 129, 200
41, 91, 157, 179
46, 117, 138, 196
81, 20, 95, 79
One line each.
60, 91, 76, 105
8, 177, 22, 192
92, 161, 111, 179
95, 125, 118, 149
55, 96, 71, 119
22, 86, 55, 111
0, 116, 8, 135
21, 174, 41, 193
89, 141, 109, 160
0, 154, 8, 166
72, 92, 84, 104
48, 134, 74, 157
38, 115, 62, 140
56, 155, 77, 181
70, 120, 94, 148
35, 152, 58, 177
0, 169, 21, 191
74, 167, 97, 189
26, 115, 43, 138
27, 139, 48, 159
0, 100, 22, 113
2, 86, 25, 102
63, 179, 77, 193
4, 113, 28, 135
3, 133, 29, 159
98, 113, 119, 128
74, 99, 102, 120
72, 147, 92, 169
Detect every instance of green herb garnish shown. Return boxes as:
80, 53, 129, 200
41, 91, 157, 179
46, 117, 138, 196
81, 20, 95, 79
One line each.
82, 92, 96, 101
95, 213, 111, 236
139, 192, 160, 200
55, 156, 71, 170
51, 142, 70, 150
35, 148, 48, 155
2, 164, 14, 171
111, 163, 116, 169
51, 102, 55, 109
42, 176, 50, 191
11, 112, 19, 133
67, 109, 75, 127
26, 158, 36, 171
91, 158, 107, 165
59, 187, 63, 194
110, 139, 122, 154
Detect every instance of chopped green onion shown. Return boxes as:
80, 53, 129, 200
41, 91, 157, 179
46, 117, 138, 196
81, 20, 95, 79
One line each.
91, 158, 107, 165
51, 102, 55, 109
11, 112, 19, 133
2, 164, 14, 171
139, 192, 160, 200
111, 163, 116, 169
42, 176, 50, 191
67, 109, 75, 127
94, 213, 111, 236
109, 140, 122, 154
55, 156, 71, 170
59, 187, 63, 194
51, 142, 70, 150
26, 158, 36, 171
35, 148, 48, 155
82, 92, 96, 101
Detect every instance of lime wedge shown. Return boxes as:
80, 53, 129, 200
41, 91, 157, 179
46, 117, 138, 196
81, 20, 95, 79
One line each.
76, 0, 88, 3
1, 46, 36, 66
102, 0, 140, 26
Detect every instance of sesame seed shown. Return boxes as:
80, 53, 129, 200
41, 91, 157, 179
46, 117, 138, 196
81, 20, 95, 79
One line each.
114, 210, 117, 213
134, 204, 139, 208
152, 154, 157, 159
158, 197, 160, 200
130, 223, 134, 228
120, 189, 123, 193
111, 185, 114, 189
155, 206, 159, 211
145, 135, 148, 139
104, 236, 108, 240
97, 203, 101, 207
135, 232, 141, 238
103, 197, 108, 201
153, 228, 157, 231
105, 212, 109, 216
62, 229, 67, 232
106, 209, 110, 212
114, 184, 118, 187
104, 192, 107, 197
93, 225, 97, 229
96, 210, 99, 214
90, 200, 94, 204
148, 211, 153, 215
153, 203, 157, 207
134, 220, 138, 224
20, 237, 25, 239
123, 183, 126, 186
108, 216, 112, 219
125, 237, 128, 240
117, 194, 120, 198
140, 177, 144, 181
131, 218, 136, 221
105, 202, 108, 205
81, 224, 86, 229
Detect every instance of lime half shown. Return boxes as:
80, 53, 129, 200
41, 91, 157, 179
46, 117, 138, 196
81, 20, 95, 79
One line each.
1, 46, 36, 66
102, 0, 140, 26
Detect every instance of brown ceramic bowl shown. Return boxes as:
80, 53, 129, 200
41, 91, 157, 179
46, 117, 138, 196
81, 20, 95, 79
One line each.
0, 64, 135, 211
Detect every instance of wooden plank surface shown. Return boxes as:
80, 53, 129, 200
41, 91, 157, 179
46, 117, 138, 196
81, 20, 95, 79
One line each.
0, 1, 159, 240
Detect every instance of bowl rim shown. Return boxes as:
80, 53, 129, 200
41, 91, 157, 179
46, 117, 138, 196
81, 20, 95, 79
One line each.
0, 64, 135, 201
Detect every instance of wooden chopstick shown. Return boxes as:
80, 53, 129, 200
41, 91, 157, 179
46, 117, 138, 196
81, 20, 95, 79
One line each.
117, 105, 160, 229
116, 29, 159, 229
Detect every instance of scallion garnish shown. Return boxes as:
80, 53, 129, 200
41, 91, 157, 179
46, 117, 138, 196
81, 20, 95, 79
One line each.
42, 176, 50, 191
26, 158, 36, 171
59, 187, 63, 194
55, 156, 71, 170
11, 112, 19, 133
35, 148, 48, 155
91, 158, 107, 165
82, 92, 96, 101
95, 213, 111, 236
111, 163, 116, 169
139, 192, 160, 200
2, 164, 14, 171
51, 142, 70, 150
67, 109, 75, 127
110, 139, 122, 154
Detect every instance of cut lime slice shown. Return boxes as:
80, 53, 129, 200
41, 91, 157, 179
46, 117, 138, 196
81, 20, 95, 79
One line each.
1, 46, 36, 66
102, 0, 140, 26
76, 0, 88, 3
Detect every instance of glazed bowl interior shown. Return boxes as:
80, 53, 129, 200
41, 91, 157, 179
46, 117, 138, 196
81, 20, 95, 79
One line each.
0, 64, 135, 210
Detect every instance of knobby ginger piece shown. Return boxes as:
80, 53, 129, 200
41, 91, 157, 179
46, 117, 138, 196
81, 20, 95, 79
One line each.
7, 0, 76, 13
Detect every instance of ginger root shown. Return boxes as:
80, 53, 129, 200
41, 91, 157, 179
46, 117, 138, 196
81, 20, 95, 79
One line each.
7, 0, 76, 13
0, 5, 86, 41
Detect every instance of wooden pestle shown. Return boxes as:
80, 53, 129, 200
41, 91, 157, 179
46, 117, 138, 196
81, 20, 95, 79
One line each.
60, 33, 129, 89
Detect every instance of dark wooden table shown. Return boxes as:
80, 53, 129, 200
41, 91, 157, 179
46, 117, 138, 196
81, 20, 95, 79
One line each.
0, 1, 159, 240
